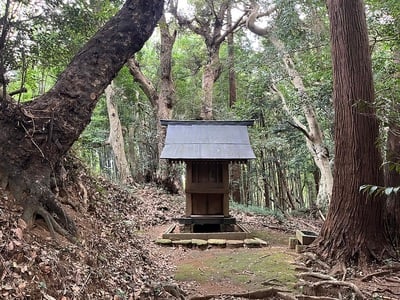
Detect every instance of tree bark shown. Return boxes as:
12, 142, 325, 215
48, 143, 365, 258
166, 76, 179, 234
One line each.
315, 0, 391, 266
0, 0, 163, 238
128, 13, 180, 192
227, 5, 237, 108
155, 14, 177, 189
105, 81, 131, 184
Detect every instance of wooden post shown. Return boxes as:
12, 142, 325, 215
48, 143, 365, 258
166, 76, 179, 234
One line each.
223, 163, 229, 217
185, 162, 192, 216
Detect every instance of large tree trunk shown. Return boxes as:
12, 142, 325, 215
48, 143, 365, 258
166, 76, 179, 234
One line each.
127, 13, 179, 192
0, 0, 163, 239
315, 0, 391, 266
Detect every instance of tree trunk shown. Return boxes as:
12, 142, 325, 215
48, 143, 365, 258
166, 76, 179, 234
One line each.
260, 148, 271, 209
201, 47, 221, 120
229, 163, 241, 204
227, 6, 237, 108
0, 0, 163, 239
156, 14, 179, 192
105, 81, 131, 184
315, 0, 391, 266
128, 13, 179, 192
274, 84, 332, 208
385, 125, 400, 246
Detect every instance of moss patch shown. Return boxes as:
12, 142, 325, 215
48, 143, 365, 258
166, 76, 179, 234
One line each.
175, 248, 297, 291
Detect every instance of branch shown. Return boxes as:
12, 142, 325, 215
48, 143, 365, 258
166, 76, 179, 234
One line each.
216, 10, 248, 44
271, 83, 310, 140
169, 1, 205, 37
127, 57, 158, 108
246, 3, 276, 37
9, 87, 27, 96
287, 121, 312, 140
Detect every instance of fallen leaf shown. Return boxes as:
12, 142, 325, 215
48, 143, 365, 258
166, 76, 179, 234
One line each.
41, 292, 57, 300
18, 281, 27, 290
13, 227, 23, 240
7, 241, 14, 251
20, 265, 28, 273
12, 239, 22, 247
18, 218, 27, 230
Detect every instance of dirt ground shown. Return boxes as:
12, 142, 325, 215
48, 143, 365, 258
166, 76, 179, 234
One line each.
1, 175, 400, 299
148, 224, 298, 298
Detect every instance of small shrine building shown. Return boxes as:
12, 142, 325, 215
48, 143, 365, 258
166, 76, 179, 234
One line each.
160, 120, 255, 233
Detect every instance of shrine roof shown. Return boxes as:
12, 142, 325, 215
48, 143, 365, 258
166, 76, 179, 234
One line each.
160, 120, 256, 161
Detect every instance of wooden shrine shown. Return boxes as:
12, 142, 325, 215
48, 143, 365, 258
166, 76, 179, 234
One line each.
160, 120, 255, 232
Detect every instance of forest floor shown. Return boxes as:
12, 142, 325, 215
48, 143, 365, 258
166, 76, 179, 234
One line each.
1, 171, 400, 299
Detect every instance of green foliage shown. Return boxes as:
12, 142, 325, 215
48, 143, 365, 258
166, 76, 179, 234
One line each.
2, 0, 120, 99
7, 0, 397, 215
230, 201, 284, 219
360, 184, 400, 197
172, 33, 205, 119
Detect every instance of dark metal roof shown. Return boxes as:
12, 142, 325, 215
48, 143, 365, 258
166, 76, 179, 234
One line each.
160, 120, 256, 160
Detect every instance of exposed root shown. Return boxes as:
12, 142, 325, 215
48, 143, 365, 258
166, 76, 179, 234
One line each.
297, 272, 336, 281
301, 252, 331, 270
189, 287, 295, 300
296, 279, 366, 299
296, 296, 339, 300
361, 267, 400, 282
35, 205, 78, 243
261, 278, 284, 287
22, 193, 78, 243
161, 284, 187, 299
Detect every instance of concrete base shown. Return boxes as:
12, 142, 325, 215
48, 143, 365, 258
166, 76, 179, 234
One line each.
296, 230, 317, 245
162, 223, 250, 241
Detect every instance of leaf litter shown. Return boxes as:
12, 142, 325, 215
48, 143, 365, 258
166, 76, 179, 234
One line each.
0, 173, 185, 299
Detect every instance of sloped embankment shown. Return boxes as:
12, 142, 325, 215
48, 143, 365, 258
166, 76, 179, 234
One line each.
0, 177, 185, 299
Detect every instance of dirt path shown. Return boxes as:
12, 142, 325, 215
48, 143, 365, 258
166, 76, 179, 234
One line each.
148, 224, 298, 298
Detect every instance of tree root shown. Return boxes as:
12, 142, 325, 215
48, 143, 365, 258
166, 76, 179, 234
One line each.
300, 252, 331, 270
162, 284, 187, 300
296, 279, 366, 299
22, 202, 78, 243
189, 287, 295, 300
296, 296, 339, 300
361, 264, 400, 282
297, 272, 336, 281
35, 205, 78, 243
